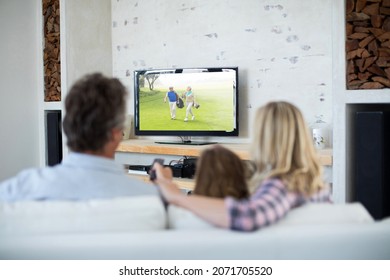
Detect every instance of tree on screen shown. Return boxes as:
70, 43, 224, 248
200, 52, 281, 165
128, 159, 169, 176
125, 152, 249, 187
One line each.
145, 74, 159, 90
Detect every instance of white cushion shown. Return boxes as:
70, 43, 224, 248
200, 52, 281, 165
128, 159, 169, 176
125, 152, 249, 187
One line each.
168, 202, 374, 230
278, 202, 374, 226
168, 205, 216, 230
0, 196, 166, 236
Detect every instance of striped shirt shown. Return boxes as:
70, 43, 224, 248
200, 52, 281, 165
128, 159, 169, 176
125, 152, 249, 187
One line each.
225, 178, 331, 231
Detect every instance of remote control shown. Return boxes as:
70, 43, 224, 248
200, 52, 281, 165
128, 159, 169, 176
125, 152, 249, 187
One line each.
149, 158, 164, 181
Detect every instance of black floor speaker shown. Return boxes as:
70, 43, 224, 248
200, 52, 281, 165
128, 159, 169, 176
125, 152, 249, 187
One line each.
354, 111, 390, 220
46, 110, 63, 166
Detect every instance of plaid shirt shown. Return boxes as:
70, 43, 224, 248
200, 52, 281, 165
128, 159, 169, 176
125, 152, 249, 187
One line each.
225, 178, 331, 231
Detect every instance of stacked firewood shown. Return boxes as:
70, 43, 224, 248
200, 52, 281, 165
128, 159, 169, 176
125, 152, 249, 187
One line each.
43, 0, 61, 101
346, 0, 390, 89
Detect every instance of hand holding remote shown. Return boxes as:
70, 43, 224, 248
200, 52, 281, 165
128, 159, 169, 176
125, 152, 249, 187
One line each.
149, 158, 164, 181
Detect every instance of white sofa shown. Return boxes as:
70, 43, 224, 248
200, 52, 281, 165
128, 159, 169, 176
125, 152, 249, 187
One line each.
0, 196, 389, 260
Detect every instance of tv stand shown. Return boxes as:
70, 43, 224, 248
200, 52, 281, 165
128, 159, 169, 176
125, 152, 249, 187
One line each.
116, 139, 332, 166
155, 136, 217, 146
116, 140, 333, 189
155, 140, 217, 146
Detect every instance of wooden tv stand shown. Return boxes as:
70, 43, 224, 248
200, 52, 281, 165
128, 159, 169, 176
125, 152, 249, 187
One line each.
116, 139, 332, 165
116, 139, 333, 190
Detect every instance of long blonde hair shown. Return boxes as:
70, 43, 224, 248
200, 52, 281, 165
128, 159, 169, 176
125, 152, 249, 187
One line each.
250, 101, 324, 195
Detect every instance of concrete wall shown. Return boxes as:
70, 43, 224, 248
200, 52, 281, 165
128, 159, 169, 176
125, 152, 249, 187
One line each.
65, 0, 113, 89
111, 0, 333, 142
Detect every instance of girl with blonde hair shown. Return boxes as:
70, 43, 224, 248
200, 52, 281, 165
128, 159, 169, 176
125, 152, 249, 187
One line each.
153, 101, 331, 231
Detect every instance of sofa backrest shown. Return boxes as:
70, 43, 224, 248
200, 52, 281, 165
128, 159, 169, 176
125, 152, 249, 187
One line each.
0, 198, 375, 235
277, 202, 374, 226
167, 202, 374, 230
0, 196, 166, 236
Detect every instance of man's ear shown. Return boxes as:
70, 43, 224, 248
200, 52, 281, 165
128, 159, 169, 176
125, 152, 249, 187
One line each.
112, 127, 123, 142
101, 128, 123, 159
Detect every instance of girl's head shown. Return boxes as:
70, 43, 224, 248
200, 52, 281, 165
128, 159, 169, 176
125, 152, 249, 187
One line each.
193, 145, 249, 199
251, 101, 324, 195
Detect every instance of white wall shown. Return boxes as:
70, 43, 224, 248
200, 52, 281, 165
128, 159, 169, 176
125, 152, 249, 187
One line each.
111, 0, 333, 141
0, 0, 42, 181
65, 0, 113, 89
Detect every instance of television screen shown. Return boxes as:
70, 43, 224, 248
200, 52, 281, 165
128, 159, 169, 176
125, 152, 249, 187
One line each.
133, 67, 238, 143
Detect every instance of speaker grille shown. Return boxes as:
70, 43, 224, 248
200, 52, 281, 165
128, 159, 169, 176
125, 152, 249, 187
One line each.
354, 111, 389, 219
46, 110, 63, 166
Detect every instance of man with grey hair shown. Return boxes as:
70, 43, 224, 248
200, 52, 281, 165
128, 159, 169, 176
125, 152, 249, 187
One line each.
0, 73, 157, 201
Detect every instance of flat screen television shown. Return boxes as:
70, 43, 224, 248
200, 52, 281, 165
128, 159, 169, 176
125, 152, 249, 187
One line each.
133, 67, 238, 145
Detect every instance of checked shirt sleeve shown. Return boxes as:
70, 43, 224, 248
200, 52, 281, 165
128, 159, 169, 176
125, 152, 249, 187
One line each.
225, 178, 293, 232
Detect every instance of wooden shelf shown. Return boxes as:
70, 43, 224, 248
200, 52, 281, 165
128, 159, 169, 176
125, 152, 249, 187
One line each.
117, 139, 333, 166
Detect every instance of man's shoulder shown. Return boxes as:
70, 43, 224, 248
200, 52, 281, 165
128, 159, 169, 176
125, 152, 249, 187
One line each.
0, 166, 53, 201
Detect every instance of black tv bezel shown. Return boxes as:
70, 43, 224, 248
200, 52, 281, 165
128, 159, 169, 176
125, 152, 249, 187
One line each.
133, 66, 239, 137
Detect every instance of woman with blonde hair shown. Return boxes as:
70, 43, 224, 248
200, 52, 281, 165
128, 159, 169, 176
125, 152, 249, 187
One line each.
249, 100, 325, 196
153, 101, 331, 231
